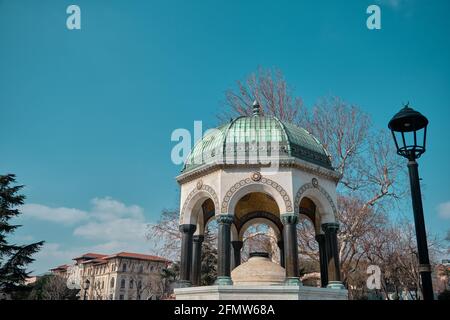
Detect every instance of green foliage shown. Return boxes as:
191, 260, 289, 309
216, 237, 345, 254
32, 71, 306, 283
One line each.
161, 261, 180, 283
0, 174, 44, 294
200, 229, 217, 285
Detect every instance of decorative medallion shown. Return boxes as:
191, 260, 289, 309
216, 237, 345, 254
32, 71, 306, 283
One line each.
312, 178, 319, 188
251, 171, 262, 182
196, 179, 203, 190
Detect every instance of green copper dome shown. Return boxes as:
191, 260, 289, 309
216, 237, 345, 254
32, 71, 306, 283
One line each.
182, 105, 332, 173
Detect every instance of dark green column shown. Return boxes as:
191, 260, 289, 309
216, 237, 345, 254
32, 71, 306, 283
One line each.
315, 234, 328, 287
281, 214, 301, 285
215, 214, 233, 285
190, 235, 204, 286
179, 224, 196, 287
231, 240, 243, 270
322, 222, 345, 289
277, 240, 285, 268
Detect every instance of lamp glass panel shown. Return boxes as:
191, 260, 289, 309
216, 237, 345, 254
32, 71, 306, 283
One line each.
415, 127, 425, 149
402, 130, 416, 150
392, 131, 405, 151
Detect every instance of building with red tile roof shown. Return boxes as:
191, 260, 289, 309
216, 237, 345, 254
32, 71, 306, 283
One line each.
50, 251, 171, 300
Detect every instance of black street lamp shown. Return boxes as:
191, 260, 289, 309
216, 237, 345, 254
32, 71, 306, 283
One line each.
388, 104, 434, 300
83, 279, 90, 300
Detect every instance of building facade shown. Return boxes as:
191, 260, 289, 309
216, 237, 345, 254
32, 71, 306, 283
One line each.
51, 252, 170, 300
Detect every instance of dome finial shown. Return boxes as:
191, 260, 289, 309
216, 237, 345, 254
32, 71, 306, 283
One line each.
252, 100, 261, 116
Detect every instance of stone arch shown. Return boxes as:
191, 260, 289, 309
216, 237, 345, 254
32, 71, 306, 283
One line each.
294, 182, 337, 224
238, 217, 282, 242
180, 183, 219, 225
196, 211, 239, 241
221, 177, 293, 215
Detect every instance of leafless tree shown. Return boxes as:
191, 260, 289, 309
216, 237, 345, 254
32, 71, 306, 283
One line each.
41, 275, 69, 300
146, 210, 181, 262
29, 274, 78, 300
241, 224, 279, 263
220, 67, 303, 123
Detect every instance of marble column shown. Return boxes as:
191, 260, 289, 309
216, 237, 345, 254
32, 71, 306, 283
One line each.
322, 222, 345, 289
215, 214, 234, 285
231, 240, 243, 270
179, 224, 196, 287
277, 240, 285, 268
191, 235, 204, 286
315, 234, 328, 287
281, 214, 301, 285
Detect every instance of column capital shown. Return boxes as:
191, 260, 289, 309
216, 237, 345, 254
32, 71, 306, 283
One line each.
193, 235, 204, 242
217, 214, 234, 225
281, 213, 298, 225
179, 224, 196, 234
322, 222, 339, 233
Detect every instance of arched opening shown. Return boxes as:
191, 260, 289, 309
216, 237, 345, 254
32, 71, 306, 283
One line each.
187, 197, 217, 287
231, 191, 283, 269
200, 216, 218, 286
297, 196, 324, 287
240, 221, 281, 265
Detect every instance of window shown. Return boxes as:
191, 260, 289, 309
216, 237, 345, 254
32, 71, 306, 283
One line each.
119, 295, 124, 300
138, 280, 142, 290
110, 277, 115, 288
139, 265, 143, 273
150, 266, 154, 272
129, 279, 134, 289
102, 281, 104, 289
120, 278, 126, 289
109, 294, 113, 300
122, 263, 127, 272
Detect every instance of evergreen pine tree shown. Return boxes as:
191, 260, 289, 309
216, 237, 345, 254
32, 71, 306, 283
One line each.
0, 174, 44, 294
200, 229, 217, 285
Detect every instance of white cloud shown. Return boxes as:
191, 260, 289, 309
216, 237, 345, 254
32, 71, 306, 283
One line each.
89, 197, 144, 221
21, 203, 88, 225
74, 218, 147, 242
21, 197, 158, 274
437, 201, 450, 219
73, 197, 147, 243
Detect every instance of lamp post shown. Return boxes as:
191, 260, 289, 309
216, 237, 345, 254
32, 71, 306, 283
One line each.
83, 279, 90, 300
388, 104, 434, 300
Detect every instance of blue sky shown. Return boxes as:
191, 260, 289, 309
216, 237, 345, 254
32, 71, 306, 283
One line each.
0, 0, 449, 274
